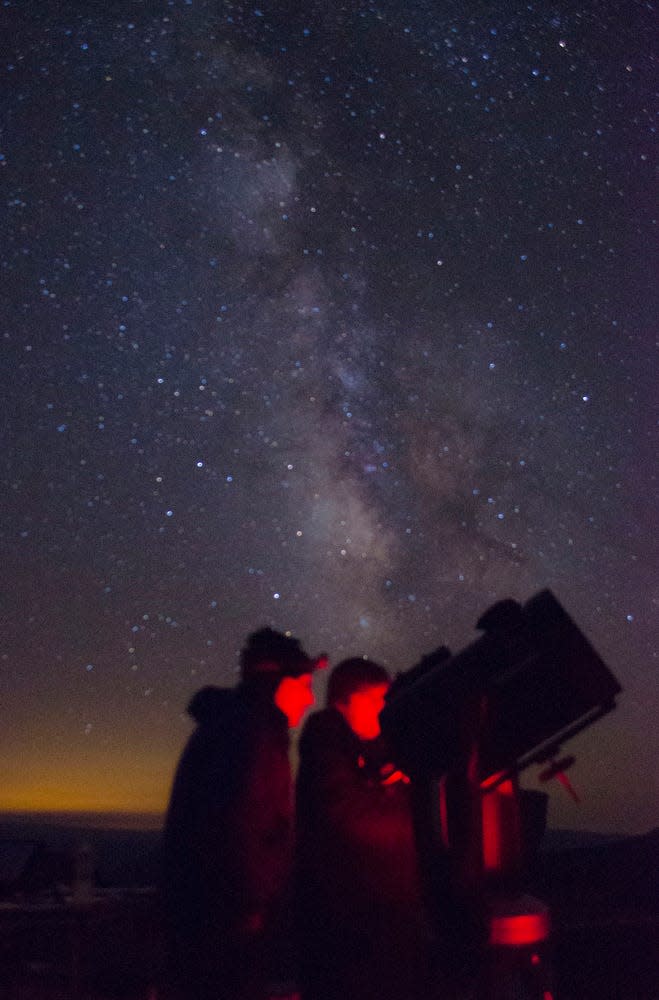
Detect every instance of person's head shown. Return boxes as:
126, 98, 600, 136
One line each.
240, 627, 326, 728
327, 657, 391, 740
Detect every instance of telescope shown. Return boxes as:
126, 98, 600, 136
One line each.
379, 590, 622, 999
380, 588, 621, 784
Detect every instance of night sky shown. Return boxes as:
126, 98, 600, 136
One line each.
2, 1, 657, 835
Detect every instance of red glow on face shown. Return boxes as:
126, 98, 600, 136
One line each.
275, 673, 315, 728
489, 912, 550, 947
339, 683, 390, 740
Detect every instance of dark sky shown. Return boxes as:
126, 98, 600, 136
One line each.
2, 0, 657, 833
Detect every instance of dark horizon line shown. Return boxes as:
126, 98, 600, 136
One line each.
0, 809, 165, 830
1, 810, 656, 843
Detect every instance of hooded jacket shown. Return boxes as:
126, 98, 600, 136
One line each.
161, 683, 293, 969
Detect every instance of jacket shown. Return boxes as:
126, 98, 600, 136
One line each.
161, 683, 293, 988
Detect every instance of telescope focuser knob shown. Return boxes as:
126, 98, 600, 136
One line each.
539, 755, 580, 803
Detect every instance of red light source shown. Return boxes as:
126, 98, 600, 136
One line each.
489, 911, 550, 947
481, 778, 522, 873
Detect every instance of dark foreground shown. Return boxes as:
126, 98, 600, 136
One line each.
0, 817, 657, 1000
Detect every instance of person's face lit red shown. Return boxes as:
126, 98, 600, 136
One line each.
339, 682, 390, 740
274, 672, 315, 728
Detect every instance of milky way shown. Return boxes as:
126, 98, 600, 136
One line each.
2, 1, 657, 833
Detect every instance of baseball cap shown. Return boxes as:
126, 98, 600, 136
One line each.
240, 627, 328, 680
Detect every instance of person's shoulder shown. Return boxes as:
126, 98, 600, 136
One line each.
301, 706, 339, 733
186, 685, 236, 727
300, 707, 349, 749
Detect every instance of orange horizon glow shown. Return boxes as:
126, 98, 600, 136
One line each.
0, 784, 170, 817
0, 747, 175, 818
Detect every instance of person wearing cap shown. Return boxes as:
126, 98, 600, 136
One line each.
295, 657, 432, 1000
160, 627, 323, 1000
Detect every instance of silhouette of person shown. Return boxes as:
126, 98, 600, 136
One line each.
295, 658, 434, 1000
161, 627, 324, 1000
